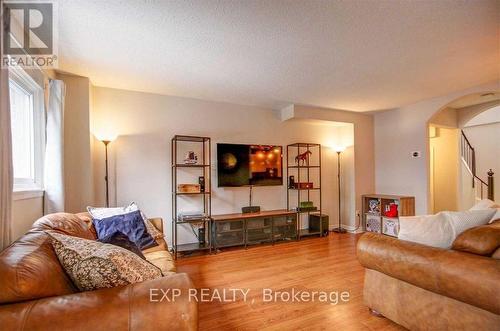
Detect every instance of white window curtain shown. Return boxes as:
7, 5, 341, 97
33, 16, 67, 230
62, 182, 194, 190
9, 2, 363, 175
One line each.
0, 8, 14, 249
44, 80, 66, 214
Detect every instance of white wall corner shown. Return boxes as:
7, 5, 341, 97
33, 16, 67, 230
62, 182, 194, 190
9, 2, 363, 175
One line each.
279, 104, 295, 122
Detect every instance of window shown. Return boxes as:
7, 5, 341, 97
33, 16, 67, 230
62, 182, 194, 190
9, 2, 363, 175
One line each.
9, 67, 45, 192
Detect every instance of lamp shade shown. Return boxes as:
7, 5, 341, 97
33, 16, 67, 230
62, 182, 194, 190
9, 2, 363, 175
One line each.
95, 133, 117, 143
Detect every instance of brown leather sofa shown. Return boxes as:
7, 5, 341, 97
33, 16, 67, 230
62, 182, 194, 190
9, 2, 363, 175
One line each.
357, 220, 500, 331
0, 212, 198, 330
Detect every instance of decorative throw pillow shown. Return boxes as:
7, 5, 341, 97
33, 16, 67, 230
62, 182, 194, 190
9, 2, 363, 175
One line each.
452, 221, 500, 256
446, 209, 496, 237
98, 231, 146, 259
398, 213, 454, 248
48, 232, 162, 291
398, 209, 496, 249
490, 208, 500, 224
93, 210, 158, 250
469, 199, 496, 211
87, 202, 163, 240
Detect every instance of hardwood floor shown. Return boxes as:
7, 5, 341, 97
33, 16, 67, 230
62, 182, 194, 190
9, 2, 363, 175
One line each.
177, 233, 405, 331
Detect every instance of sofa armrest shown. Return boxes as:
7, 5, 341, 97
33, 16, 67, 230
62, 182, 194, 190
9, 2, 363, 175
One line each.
357, 232, 500, 315
0, 273, 197, 331
148, 217, 164, 233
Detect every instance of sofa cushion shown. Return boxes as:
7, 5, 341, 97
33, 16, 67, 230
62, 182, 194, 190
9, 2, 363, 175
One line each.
32, 213, 96, 240
0, 230, 77, 304
492, 247, 500, 259
144, 250, 176, 275
452, 221, 500, 256
93, 210, 158, 250
142, 237, 169, 254
49, 232, 162, 291
75, 212, 98, 239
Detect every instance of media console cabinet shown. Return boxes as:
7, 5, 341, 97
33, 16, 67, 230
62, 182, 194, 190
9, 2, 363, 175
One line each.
211, 210, 298, 250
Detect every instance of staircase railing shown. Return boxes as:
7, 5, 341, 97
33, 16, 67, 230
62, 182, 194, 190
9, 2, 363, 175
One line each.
460, 130, 494, 201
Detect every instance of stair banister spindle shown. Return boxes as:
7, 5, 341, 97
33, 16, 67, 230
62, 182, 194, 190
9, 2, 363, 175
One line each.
487, 170, 494, 201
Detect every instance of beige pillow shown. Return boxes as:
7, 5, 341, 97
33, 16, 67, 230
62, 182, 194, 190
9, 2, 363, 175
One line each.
446, 209, 496, 237
469, 199, 496, 210
398, 209, 495, 249
48, 232, 162, 291
489, 208, 500, 224
398, 213, 454, 248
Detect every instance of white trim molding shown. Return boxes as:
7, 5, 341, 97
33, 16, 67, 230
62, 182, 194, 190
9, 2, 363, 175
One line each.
13, 189, 44, 201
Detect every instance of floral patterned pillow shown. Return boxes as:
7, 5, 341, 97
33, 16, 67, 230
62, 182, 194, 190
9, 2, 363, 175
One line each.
48, 231, 162, 291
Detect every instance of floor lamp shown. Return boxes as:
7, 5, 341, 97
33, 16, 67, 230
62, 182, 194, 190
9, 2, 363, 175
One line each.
100, 137, 116, 207
332, 147, 346, 233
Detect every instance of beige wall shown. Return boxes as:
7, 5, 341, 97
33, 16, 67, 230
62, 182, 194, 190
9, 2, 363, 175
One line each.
12, 197, 43, 239
429, 126, 459, 212
280, 104, 375, 223
374, 81, 499, 215
91, 87, 358, 245
458, 161, 475, 211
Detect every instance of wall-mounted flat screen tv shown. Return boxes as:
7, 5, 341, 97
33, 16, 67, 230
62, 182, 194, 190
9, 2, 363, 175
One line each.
217, 143, 283, 187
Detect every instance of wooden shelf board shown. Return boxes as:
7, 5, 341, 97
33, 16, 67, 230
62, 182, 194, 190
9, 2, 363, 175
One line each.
288, 188, 321, 191
172, 164, 210, 168
212, 209, 296, 221
172, 135, 210, 142
176, 218, 211, 224
288, 165, 321, 169
299, 229, 322, 237
216, 229, 244, 234
175, 192, 211, 195
288, 143, 321, 148
362, 194, 414, 200
176, 242, 211, 252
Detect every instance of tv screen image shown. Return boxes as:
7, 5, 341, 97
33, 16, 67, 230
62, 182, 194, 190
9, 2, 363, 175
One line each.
217, 143, 283, 187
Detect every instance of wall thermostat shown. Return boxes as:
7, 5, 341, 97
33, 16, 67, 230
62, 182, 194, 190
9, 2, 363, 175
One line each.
412, 151, 421, 158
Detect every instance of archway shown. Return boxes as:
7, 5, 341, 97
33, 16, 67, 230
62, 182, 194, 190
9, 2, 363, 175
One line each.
427, 91, 499, 213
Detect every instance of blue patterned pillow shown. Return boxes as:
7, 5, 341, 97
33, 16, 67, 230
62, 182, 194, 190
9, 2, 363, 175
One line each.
93, 210, 158, 250
98, 231, 146, 259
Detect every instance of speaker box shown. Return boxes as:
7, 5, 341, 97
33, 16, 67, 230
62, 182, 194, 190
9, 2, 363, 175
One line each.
309, 214, 329, 235
242, 206, 261, 214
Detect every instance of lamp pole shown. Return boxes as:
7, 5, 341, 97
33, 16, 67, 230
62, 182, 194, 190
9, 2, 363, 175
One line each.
332, 150, 346, 233
102, 140, 110, 207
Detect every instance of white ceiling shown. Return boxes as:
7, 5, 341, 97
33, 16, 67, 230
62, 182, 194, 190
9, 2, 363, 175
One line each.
57, 0, 500, 112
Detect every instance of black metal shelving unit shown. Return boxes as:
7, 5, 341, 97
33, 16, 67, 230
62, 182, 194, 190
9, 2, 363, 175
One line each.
171, 135, 212, 259
286, 143, 323, 239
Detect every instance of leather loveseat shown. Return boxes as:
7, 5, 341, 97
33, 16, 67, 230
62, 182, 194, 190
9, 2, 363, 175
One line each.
357, 220, 500, 330
0, 212, 198, 330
